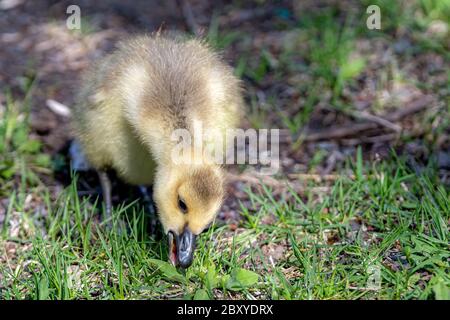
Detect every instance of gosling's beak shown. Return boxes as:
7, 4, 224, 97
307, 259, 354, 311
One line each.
167, 228, 197, 268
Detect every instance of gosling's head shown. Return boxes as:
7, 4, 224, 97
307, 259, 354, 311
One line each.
153, 164, 224, 268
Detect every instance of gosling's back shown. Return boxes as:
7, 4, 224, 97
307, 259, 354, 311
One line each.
72, 34, 243, 185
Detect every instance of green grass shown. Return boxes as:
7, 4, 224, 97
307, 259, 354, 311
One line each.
1, 154, 448, 299
0, 89, 51, 195
1, 0, 449, 300
0, 96, 448, 299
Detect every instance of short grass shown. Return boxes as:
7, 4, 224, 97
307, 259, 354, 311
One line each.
0, 96, 448, 299
0, 0, 449, 300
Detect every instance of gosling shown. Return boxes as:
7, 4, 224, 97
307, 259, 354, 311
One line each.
72, 34, 243, 268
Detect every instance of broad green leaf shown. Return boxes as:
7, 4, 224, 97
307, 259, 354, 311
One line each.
193, 289, 210, 300
433, 277, 450, 300
1, 166, 16, 179
225, 268, 259, 291
13, 128, 28, 148
205, 263, 219, 291
34, 153, 51, 167
340, 57, 366, 81
38, 276, 49, 300
147, 258, 187, 284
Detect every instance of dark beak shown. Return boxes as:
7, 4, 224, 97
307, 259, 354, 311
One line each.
176, 227, 196, 268
167, 228, 197, 269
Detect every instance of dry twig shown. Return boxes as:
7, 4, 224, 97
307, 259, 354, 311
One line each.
281, 95, 434, 143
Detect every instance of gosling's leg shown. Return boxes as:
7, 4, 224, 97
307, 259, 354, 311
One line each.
98, 170, 112, 224
138, 185, 157, 235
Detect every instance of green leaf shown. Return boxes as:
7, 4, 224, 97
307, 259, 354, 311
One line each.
13, 128, 28, 148
225, 268, 259, 291
34, 153, 51, 168
38, 276, 49, 300
0, 165, 16, 179
193, 289, 210, 300
147, 259, 187, 284
19, 139, 41, 153
205, 263, 219, 291
433, 278, 450, 300
340, 57, 366, 81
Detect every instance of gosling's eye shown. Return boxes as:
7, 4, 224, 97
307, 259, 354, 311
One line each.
178, 196, 188, 213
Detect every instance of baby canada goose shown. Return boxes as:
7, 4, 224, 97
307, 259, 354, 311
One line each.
72, 34, 243, 268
